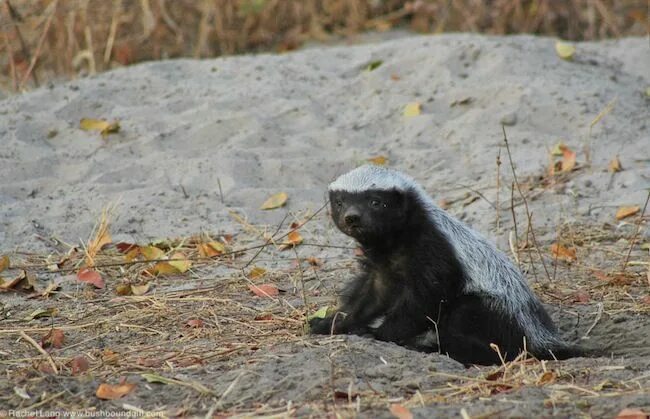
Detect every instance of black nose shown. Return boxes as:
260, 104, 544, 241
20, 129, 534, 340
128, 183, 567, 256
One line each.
344, 213, 360, 226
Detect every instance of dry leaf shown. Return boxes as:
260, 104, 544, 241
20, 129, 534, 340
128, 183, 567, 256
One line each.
168, 252, 191, 273
0, 255, 9, 272
616, 206, 640, 220
80, 118, 120, 138
0, 269, 27, 290
95, 382, 135, 400
551, 142, 567, 156
115, 242, 138, 253
198, 241, 225, 257
141, 246, 165, 261
115, 284, 132, 296
555, 41, 576, 60
249, 266, 267, 279
186, 319, 204, 328
260, 192, 288, 210
571, 291, 590, 304
561, 147, 576, 172
306, 256, 322, 266
280, 230, 303, 250
77, 268, 105, 289
151, 262, 181, 276
550, 243, 577, 262
71, 355, 90, 375
403, 102, 421, 117
537, 371, 557, 385
41, 328, 65, 349
615, 408, 647, 419
248, 283, 279, 297
27, 307, 58, 320
608, 156, 622, 173
130, 283, 151, 296
367, 156, 389, 165
389, 403, 413, 419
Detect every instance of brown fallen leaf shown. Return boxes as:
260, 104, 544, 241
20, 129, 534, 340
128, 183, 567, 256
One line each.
248, 283, 279, 297
560, 147, 576, 172
550, 243, 577, 262
389, 403, 413, 419
77, 268, 105, 289
608, 155, 622, 173
537, 371, 557, 385
80, 118, 120, 139
367, 156, 389, 166
198, 241, 225, 257
260, 192, 288, 210
615, 408, 647, 419
280, 230, 303, 250
186, 319, 204, 328
115, 284, 132, 296
71, 355, 90, 375
249, 266, 267, 279
141, 246, 165, 261
0, 269, 27, 290
0, 255, 9, 272
96, 382, 135, 400
41, 328, 65, 349
571, 291, 590, 304
115, 242, 138, 253
616, 206, 640, 220
168, 252, 191, 273
130, 283, 151, 296
151, 262, 180, 276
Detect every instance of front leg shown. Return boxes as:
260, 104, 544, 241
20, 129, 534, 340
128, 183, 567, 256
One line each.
310, 271, 384, 335
371, 290, 431, 343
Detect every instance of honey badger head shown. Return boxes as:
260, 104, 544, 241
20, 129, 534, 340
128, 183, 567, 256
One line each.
328, 165, 413, 245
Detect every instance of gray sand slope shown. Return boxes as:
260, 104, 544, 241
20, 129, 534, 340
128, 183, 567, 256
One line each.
1, 34, 647, 252
1, 34, 649, 416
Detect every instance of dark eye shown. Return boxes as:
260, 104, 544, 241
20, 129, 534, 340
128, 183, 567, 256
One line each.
335, 199, 343, 207
370, 199, 381, 208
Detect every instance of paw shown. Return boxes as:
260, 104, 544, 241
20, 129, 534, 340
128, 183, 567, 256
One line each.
308, 316, 333, 335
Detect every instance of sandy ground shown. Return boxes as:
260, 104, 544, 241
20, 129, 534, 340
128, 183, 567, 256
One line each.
0, 34, 649, 417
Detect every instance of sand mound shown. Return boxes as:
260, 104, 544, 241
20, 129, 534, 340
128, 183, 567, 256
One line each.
1, 34, 648, 416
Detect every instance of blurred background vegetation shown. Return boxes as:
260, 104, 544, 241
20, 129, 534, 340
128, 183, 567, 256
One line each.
1, 0, 647, 93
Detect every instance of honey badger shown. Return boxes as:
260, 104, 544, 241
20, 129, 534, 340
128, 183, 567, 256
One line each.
310, 164, 583, 365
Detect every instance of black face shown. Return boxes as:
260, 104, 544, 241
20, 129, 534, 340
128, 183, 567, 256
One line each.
329, 189, 409, 244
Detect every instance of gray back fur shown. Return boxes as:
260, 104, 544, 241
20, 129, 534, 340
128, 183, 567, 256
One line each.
329, 165, 563, 350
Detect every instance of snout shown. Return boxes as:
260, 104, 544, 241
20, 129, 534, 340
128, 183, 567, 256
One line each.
343, 209, 361, 227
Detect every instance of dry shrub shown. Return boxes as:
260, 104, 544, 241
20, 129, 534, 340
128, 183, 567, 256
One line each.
0, 0, 647, 92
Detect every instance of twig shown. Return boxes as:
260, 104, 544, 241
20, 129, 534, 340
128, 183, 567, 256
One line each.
217, 178, 225, 204
620, 190, 650, 273
19, 330, 58, 374
5, 0, 39, 87
583, 302, 603, 339
495, 148, 502, 230
503, 125, 551, 281
2, 32, 18, 91
243, 201, 329, 269
18, 0, 58, 89
509, 182, 521, 270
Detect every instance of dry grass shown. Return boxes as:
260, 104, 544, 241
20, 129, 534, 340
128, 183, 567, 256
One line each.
1, 0, 647, 92
1, 194, 648, 414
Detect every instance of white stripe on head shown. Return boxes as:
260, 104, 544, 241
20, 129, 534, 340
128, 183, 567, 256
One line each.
329, 164, 415, 193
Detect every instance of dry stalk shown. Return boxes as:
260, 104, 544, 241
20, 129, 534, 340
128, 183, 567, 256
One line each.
620, 190, 650, 273
502, 125, 551, 281
19, 330, 59, 374
18, 0, 58, 89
